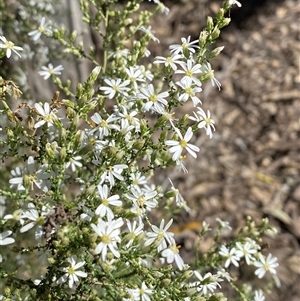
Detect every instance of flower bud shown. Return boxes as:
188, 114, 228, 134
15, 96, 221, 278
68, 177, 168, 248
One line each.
89, 65, 101, 84
219, 17, 231, 29
211, 27, 220, 40
210, 46, 224, 58
62, 99, 75, 108
207, 16, 214, 31
161, 279, 171, 287
26, 116, 35, 130
46, 143, 56, 159
59, 147, 67, 161
199, 30, 208, 48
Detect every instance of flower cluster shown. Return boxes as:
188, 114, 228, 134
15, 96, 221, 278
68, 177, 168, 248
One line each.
0, 0, 279, 300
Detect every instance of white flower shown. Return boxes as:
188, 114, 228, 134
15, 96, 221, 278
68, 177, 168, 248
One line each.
38, 64, 64, 80
90, 112, 120, 138
139, 26, 159, 43
115, 105, 140, 132
125, 186, 157, 221
0, 230, 15, 245
228, 0, 242, 7
9, 166, 25, 191
202, 62, 221, 90
20, 203, 50, 241
28, 17, 52, 41
189, 107, 215, 139
165, 127, 200, 161
3, 209, 24, 225
125, 66, 145, 90
175, 59, 203, 87
138, 281, 153, 301
153, 54, 183, 71
138, 84, 169, 114
34, 102, 57, 128
235, 241, 257, 265
194, 271, 221, 296
99, 78, 130, 99
144, 219, 174, 251
161, 239, 185, 270
215, 217, 232, 231
130, 172, 147, 188
217, 268, 232, 282
254, 253, 278, 279
253, 289, 265, 301
169, 36, 199, 56
125, 220, 144, 248
99, 164, 128, 188
9, 156, 51, 192
0, 36, 23, 58
176, 77, 202, 106
95, 184, 122, 219
57, 255, 87, 288
219, 245, 240, 268
168, 178, 190, 212
66, 155, 82, 172
91, 217, 124, 262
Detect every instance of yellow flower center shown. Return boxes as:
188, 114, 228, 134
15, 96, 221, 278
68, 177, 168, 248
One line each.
101, 234, 111, 244
149, 94, 157, 103
179, 140, 187, 148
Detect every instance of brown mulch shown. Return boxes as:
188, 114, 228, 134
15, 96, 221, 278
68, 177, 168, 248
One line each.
148, 0, 300, 300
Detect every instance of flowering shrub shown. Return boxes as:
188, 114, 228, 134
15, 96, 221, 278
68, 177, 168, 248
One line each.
0, 0, 279, 300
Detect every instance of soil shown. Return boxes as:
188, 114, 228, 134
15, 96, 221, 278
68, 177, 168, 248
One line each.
147, 0, 300, 300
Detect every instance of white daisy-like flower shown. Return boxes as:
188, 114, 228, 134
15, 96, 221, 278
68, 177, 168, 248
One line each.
254, 253, 278, 279
235, 241, 258, 265
20, 202, 50, 241
176, 77, 202, 106
9, 166, 25, 191
125, 66, 145, 91
66, 155, 82, 172
138, 281, 153, 301
169, 36, 199, 57
0, 36, 23, 58
229, 0, 242, 7
9, 156, 51, 192
194, 271, 221, 296
144, 219, 174, 251
95, 184, 122, 219
38, 64, 64, 80
28, 17, 52, 41
189, 107, 215, 139
90, 112, 120, 138
3, 209, 24, 225
34, 102, 57, 128
0, 230, 15, 246
99, 164, 128, 188
201, 62, 222, 90
91, 217, 124, 262
165, 127, 200, 161
219, 245, 241, 268
161, 239, 185, 270
153, 54, 183, 71
138, 84, 169, 114
125, 186, 158, 221
99, 78, 130, 99
175, 59, 203, 87
57, 255, 87, 288
215, 217, 232, 231
124, 220, 144, 248
253, 289, 265, 301
168, 178, 190, 212
139, 26, 159, 43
